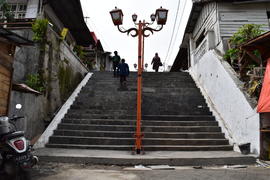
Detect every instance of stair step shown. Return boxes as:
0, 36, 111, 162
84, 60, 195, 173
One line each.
45, 144, 233, 151
49, 136, 229, 146
58, 123, 221, 132
46, 144, 133, 150
64, 114, 215, 121
54, 130, 225, 139
62, 119, 219, 126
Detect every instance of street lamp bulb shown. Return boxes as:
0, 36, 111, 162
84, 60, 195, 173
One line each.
132, 13, 138, 22
150, 14, 156, 22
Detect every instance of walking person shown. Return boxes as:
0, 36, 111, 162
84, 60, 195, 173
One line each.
151, 53, 162, 72
112, 51, 121, 77
117, 59, 129, 87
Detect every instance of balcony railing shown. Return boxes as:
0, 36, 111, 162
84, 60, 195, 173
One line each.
193, 38, 207, 65
0, 18, 35, 29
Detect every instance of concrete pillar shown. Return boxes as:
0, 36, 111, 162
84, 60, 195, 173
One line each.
188, 33, 195, 67
206, 29, 215, 50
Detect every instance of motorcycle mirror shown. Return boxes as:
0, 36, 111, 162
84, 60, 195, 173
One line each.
15, 104, 22, 110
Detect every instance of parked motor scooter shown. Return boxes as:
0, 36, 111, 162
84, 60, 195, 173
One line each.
0, 104, 38, 180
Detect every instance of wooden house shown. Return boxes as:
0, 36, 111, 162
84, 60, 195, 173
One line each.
171, 0, 270, 156
171, 0, 270, 71
0, 27, 32, 116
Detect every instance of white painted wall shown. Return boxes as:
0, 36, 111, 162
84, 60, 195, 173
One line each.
34, 73, 93, 149
60, 41, 89, 75
25, 0, 39, 18
189, 50, 260, 155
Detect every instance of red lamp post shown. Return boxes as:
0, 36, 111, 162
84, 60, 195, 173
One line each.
110, 7, 168, 154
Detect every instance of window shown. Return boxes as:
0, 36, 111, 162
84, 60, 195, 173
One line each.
19, 4, 27, 12
267, 11, 270, 27
196, 30, 206, 48
11, 5, 17, 11
0, 3, 27, 19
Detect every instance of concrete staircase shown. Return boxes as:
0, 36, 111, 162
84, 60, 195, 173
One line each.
45, 71, 233, 151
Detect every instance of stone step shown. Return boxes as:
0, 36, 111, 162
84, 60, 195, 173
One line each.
91, 72, 190, 76
45, 144, 133, 150
85, 83, 197, 88
48, 136, 229, 146
89, 76, 194, 80
57, 123, 221, 132
35, 148, 256, 166
66, 108, 212, 116
65, 114, 215, 121
53, 130, 225, 139
68, 106, 208, 113
71, 101, 208, 109
45, 144, 233, 151
80, 88, 202, 95
62, 119, 219, 126
75, 94, 206, 101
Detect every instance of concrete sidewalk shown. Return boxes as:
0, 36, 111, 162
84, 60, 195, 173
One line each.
35, 148, 256, 166
31, 162, 270, 180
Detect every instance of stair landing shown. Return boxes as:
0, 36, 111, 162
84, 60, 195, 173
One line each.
35, 148, 256, 166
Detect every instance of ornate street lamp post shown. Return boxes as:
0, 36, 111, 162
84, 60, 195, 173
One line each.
110, 7, 168, 154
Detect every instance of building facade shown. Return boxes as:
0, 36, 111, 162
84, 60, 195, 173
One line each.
172, 0, 270, 155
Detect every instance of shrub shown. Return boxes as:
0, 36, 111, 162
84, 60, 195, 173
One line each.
32, 19, 49, 42
25, 74, 45, 92
224, 24, 265, 63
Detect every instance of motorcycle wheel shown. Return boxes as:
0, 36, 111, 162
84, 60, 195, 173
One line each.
3, 161, 31, 180
15, 168, 31, 180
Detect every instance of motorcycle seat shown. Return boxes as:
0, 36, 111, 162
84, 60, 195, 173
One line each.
5, 131, 25, 140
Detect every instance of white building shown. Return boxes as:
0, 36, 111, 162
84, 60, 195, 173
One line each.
172, 0, 270, 155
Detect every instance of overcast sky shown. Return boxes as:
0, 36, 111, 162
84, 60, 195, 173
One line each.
81, 0, 192, 71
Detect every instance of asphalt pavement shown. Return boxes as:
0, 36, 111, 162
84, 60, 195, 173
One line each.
30, 162, 270, 180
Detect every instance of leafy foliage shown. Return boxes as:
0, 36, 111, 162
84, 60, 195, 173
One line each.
223, 48, 239, 65
230, 24, 264, 46
224, 24, 265, 63
25, 74, 45, 93
73, 45, 86, 59
0, 0, 14, 22
32, 19, 49, 42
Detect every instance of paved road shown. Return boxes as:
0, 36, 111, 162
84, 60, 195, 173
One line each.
29, 162, 270, 180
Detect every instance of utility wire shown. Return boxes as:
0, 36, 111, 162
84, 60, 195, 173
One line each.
163, 0, 181, 70
166, 0, 188, 64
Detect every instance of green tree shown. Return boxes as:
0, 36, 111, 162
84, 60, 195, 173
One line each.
32, 19, 49, 42
224, 24, 265, 65
0, 0, 14, 22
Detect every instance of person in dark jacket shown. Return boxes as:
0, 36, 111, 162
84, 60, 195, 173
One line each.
117, 59, 129, 86
112, 51, 121, 77
151, 53, 162, 72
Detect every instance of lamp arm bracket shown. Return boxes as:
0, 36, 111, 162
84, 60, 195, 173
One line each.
117, 25, 138, 37
144, 22, 154, 27
142, 25, 163, 37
